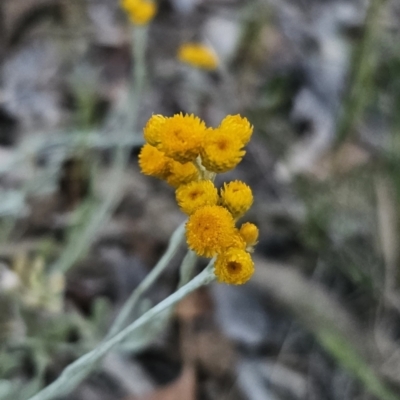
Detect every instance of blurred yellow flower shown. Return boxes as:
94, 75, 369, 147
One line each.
139, 144, 171, 179
219, 114, 253, 146
165, 160, 199, 188
186, 205, 237, 257
176, 180, 218, 215
214, 248, 254, 285
239, 222, 259, 248
121, 0, 157, 25
159, 113, 207, 163
178, 43, 218, 70
220, 180, 253, 219
201, 128, 245, 173
143, 114, 166, 147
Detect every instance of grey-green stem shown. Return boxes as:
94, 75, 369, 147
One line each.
107, 222, 186, 338
27, 262, 215, 400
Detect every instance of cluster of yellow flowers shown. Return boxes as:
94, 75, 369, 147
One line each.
139, 113, 258, 285
121, 0, 157, 25
177, 43, 219, 70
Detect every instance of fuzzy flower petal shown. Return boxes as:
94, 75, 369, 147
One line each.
143, 114, 166, 147
214, 248, 254, 285
239, 222, 259, 248
166, 160, 199, 188
121, 0, 157, 25
230, 230, 247, 250
220, 180, 253, 219
178, 43, 218, 70
186, 205, 238, 257
138, 144, 171, 179
219, 114, 253, 146
201, 128, 245, 173
176, 180, 218, 215
159, 113, 207, 163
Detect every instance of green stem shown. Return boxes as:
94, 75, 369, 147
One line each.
27, 263, 215, 400
107, 222, 185, 338
178, 250, 198, 288
335, 0, 386, 146
50, 26, 148, 274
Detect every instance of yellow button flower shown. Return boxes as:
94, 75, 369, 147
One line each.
219, 114, 253, 146
139, 144, 171, 179
178, 43, 218, 70
165, 160, 199, 188
159, 113, 207, 163
239, 222, 259, 248
214, 248, 254, 285
121, 0, 157, 25
201, 128, 245, 173
143, 114, 166, 147
186, 205, 238, 257
230, 230, 247, 250
176, 180, 218, 215
220, 180, 253, 219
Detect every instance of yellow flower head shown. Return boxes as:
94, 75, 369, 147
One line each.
139, 144, 171, 179
214, 248, 254, 285
143, 114, 166, 147
219, 114, 253, 146
201, 128, 245, 173
165, 160, 199, 188
121, 0, 157, 25
159, 113, 207, 163
239, 222, 259, 248
176, 180, 218, 215
178, 43, 218, 70
186, 205, 238, 257
220, 180, 253, 219
230, 230, 247, 250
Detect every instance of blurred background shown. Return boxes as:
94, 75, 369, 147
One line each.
1, 0, 400, 399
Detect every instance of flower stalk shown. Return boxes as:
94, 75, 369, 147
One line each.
28, 262, 215, 400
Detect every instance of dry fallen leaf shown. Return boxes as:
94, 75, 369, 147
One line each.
177, 288, 236, 377
176, 287, 213, 321
195, 330, 236, 377
309, 142, 370, 180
